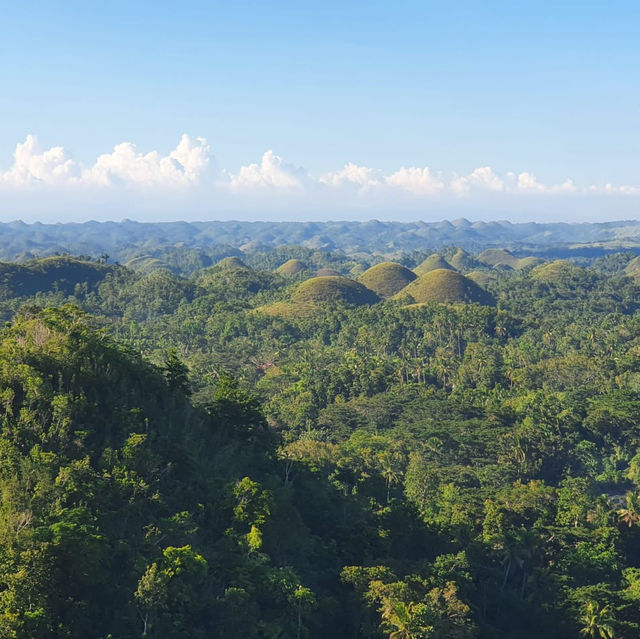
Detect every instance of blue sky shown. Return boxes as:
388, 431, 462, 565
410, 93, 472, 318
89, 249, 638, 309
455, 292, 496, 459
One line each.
0, 1, 639, 221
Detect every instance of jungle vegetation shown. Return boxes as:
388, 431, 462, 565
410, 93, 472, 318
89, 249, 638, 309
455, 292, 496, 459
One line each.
1, 243, 640, 638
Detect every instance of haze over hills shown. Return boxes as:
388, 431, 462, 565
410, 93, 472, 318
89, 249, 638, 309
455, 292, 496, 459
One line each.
4, 218, 640, 264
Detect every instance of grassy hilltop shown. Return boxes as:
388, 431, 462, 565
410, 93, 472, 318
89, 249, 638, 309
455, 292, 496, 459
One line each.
398, 268, 495, 306
358, 262, 417, 297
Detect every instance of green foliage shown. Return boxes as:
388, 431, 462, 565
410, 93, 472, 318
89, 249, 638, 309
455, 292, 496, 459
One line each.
163, 348, 191, 395
0, 255, 114, 299
3, 246, 640, 637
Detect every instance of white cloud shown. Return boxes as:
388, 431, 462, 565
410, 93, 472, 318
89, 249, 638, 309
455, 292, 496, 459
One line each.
515, 171, 547, 192
551, 179, 579, 193
83, 134, 210, 187
228, 150, 306, 191
0, 135, 79, 186
385, 167, 445, 195
170, 134, 210, 177
1, 134, 640, 214
320, 163, 380, 189
0, 134, 210, 189
489, 171, 579, 195
587, 183, 640, 196
618, 185, 640, 195
451, 166, 504, 194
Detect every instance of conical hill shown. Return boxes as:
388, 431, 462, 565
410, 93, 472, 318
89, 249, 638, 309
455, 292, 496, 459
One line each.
396, 269, 495, 306
476, 249, 519, 268
414, 254, 455, 276
315, 268, 342, 277
216, 256, 249, 270
448, 248, 477, 271
277, 259, 307, 275
358, 262, 417, 297
531, 260, 582, 283
292, 276, 380, 306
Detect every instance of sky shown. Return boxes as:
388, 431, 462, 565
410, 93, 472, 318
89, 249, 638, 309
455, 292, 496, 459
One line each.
0, 1, 639, 223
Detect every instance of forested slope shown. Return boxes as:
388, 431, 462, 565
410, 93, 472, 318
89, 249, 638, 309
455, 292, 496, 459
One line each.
2, 248, 640, 637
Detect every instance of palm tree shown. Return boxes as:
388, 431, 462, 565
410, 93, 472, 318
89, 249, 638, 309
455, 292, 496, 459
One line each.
378, 451, 403, 504
500, 528, 538, 598
380, 600, 432, 639
579, 601, 614, 639
617, 492, 640, 527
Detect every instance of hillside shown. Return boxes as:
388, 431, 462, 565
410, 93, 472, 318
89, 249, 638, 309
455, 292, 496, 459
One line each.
216, 256, 249, 270
0, 250, 639, 638
531, 259, 585, 283
397, 268, 495, 305
448, 247, 478, 271
0, 250, 639, 637
291, 275, 380, 305
414, 253, 455, 276
466, 269, 496, 288
276, 258, 307, 275
315, 267, 342, 277
476, 248, 520, 268
0, 255, 114, 298
625, 255, 640, 277
357, 262, 417, 297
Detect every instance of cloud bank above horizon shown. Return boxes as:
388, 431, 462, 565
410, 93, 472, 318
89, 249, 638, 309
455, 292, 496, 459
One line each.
1, 134, 639, 223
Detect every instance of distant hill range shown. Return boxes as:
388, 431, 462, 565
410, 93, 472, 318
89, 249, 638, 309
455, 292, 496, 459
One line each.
4, 218, 640, 263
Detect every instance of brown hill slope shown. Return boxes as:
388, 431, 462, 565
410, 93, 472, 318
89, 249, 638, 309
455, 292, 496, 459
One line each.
396, 268, 495, 306
292, 276, 380, 305
414, 254, 455, 276
358, 262, 417, 297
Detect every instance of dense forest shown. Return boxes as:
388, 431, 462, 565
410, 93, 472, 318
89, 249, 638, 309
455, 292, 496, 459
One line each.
3, 241, 640, 638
